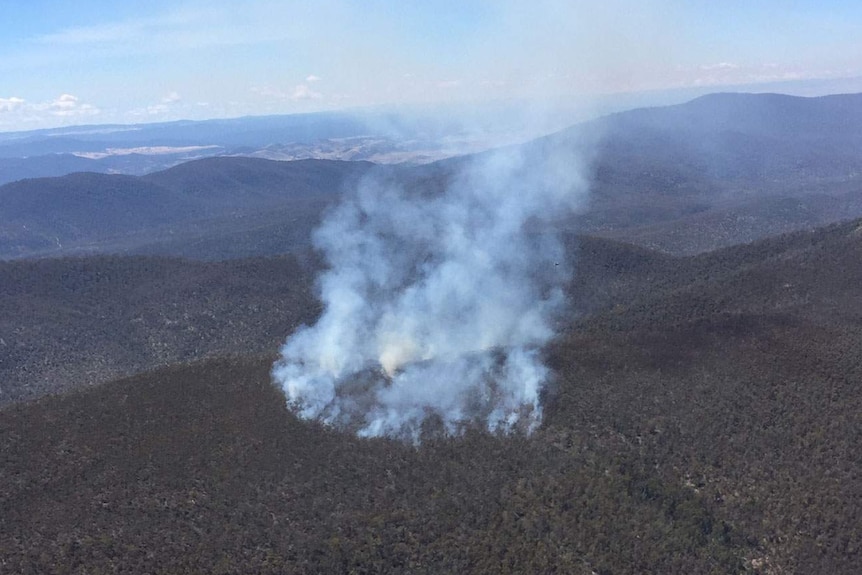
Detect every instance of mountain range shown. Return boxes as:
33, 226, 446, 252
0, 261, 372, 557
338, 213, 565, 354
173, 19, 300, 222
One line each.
0, 103, 580, 185
3, 92, 862, 261
2, 92, 861, 573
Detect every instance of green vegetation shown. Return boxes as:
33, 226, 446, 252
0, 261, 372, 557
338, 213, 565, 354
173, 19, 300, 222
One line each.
0, 357, 752, 574
0, 254, 319, 405
3, 218, 862, 572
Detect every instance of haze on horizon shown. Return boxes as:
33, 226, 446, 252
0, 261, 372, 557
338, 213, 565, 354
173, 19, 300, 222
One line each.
2, 0, 862, 132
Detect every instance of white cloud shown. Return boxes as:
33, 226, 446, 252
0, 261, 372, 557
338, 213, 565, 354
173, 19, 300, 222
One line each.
0, 96, 26, 113
35, 21, 143, 46
680, 61, 846, 89
4, 0, 860, 131
43, 94, 100, 117
162, 91, 181, 103
699, 62, 739, 71
27, 4, 304, 58
26, 94, 97, 117
124, 91, 187, 119
252, 82, 323, 102
250, 85, 284, 98
0, 94, 100, 129
148, 104, 170, 115
32, 9, 207, 49
292, 83, 322, 100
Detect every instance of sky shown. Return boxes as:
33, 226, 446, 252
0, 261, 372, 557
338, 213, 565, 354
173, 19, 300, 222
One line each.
2, 0, 862, 131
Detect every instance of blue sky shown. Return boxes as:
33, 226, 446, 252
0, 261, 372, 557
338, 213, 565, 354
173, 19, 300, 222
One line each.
1, 0, 861, 131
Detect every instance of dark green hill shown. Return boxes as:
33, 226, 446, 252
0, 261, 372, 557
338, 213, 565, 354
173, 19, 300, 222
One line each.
121, 201, 336, 260
0, 157, 374, 259
559, 92, 862, 253
595, 92, 862, 182
143, 156, 373, 206
0, 173, 198, 257
0, 356, 754, 574
0, 254, 318, 405
0, 234, 659, 406
548, 220, 862, 573
2, 219, 862, 572
0, 154, 98, 186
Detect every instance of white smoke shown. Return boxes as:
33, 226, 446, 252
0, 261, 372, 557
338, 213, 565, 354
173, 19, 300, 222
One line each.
273, 139, 588, 441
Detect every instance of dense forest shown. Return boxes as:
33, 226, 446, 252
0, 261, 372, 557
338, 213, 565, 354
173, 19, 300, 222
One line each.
3, 218, 862, 573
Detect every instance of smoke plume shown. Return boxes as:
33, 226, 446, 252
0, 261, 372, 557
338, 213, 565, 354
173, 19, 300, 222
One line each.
273, 139, 588, 441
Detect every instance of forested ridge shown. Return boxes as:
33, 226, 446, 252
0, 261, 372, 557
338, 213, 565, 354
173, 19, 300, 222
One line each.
2, 219, 861, 572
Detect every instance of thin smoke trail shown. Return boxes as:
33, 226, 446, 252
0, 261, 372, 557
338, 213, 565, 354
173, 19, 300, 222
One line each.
273, 140, 588, 441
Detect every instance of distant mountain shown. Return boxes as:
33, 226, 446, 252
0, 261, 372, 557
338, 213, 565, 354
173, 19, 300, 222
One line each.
0, 112, 371, 154
0, 112, 378, 186
0, 154, 99, 184
599, 92, 862, 183
143, 156, 370, 204
3, 92, 862, 261
568, 92, 862, 252
0, 105, 556, 185
0, 157, 374, 259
